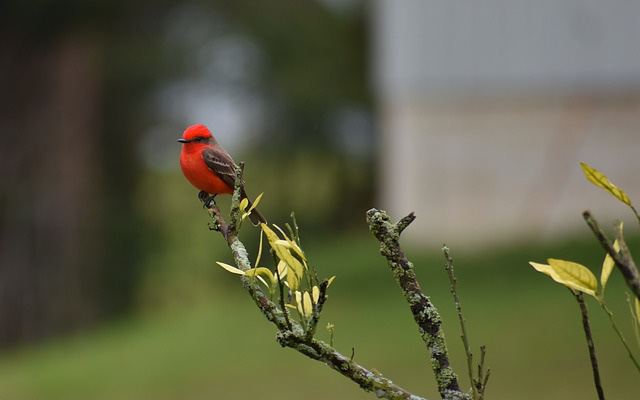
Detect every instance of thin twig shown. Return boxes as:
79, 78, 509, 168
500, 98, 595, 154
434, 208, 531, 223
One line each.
583, 211, 640, 301
599, 300, 640, 372
477, 346, 489, 397
367, 208, 465, 400
571, 290, 605, 400
443, 245, 476, 399
626, 293, 640, 349
275, 266, 292, 331
291, 211, 302, 247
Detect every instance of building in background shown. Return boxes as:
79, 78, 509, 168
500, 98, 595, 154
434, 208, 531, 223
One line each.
373, 0, 640, 247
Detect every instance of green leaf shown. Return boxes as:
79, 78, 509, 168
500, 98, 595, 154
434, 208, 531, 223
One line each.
581, 162, 632, 207
216, 262, 245, 275
636, 297, 640, 326
601, 239, 620, 292
547, 259, 598, 297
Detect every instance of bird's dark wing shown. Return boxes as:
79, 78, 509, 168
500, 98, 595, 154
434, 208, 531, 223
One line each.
201, 146, 237, 189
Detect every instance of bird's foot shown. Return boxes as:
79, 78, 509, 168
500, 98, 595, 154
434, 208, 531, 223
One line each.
198, 191, 217, 209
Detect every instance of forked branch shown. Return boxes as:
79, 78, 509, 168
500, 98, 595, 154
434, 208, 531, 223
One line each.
367, 209, 466, 400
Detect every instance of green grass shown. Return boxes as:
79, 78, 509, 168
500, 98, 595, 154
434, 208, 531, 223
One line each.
1, 232, 639, 400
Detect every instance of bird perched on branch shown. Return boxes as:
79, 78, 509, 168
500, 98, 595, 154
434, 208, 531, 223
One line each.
178, 124, 266, 225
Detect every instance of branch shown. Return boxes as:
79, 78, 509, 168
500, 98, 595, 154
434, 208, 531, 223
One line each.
571, 290, 605, 400
277, 331, 426, 400
583, 211, 640, 301
205, 168, 430, 400
367, 209, 465, 400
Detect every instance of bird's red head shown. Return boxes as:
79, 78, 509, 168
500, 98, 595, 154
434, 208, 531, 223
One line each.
178, 124, 216, 145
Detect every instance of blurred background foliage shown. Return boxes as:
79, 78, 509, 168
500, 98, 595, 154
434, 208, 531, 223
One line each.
0, 1, 639, 399
1, 0, 371, 346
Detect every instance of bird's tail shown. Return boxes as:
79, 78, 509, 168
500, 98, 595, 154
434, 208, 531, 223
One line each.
241, 188, 267, 226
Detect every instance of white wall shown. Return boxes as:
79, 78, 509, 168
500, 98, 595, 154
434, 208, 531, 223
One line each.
373, 1, 640, 247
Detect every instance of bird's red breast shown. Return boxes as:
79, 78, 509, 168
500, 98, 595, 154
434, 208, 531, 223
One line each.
179, 144, 233, 195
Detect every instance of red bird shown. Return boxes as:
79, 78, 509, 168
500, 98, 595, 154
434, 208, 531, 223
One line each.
178, 124, 266, 225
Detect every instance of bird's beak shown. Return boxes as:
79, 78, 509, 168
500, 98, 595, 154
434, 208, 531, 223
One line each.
177, 138, 189, 143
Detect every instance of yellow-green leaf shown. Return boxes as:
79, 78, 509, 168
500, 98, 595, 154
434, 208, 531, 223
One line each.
548, 259, 598, 297
276, 260, 288, 279
327, 276, 336, 287
263, 225, 300, 272
242, 193, 264, 221
247, 192, 263, 213
529, 262, 563, 282
312, 286, 320, 304
581, 162, 632, 206
256, 275, 269, 287
239, 197, 249, 211
272, 224, 291, 240
287, 267, 299, 290
254, 229, 264, 270
216, 262, 245, 275
287, 255, 305, 278
303, 292, 313, 316
295, 291, 303, 315
244, 267, 275, 287
272, 242, 304, 285
274, 240, 292, 248
635, 297, 640, 325
273, 224, 306, 261
261, 224, 281, 243
601, 240, 620, 291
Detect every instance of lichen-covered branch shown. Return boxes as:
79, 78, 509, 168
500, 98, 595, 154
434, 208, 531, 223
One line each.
366, 209, 465, 400
571, 290, 605, 400
277, 331, 425, 400
305, 279, 329, 340
583, 210, 640, 301
204, 167, 430, 400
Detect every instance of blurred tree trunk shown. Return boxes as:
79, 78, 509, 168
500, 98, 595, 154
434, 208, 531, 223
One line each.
0, 36, 103, 345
